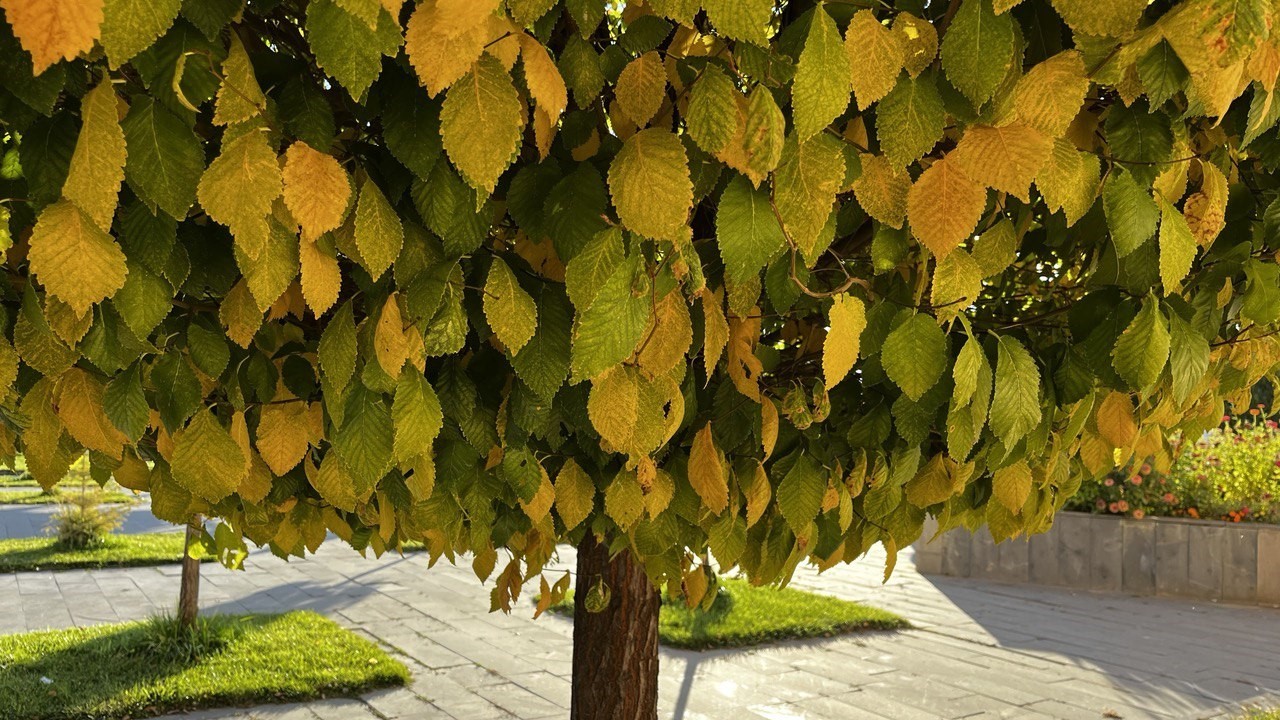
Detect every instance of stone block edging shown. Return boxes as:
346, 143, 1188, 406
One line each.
913, 511, 1280, 607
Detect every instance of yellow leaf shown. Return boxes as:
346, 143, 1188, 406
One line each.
608, 128, 693, 241
520, 464, 555, 524
299, 235, 342, 316
907, 155, 986, 260
760, 398, 778, 459
743, 460, 770, 528
688, 423, 728, 515
256, 400, 311, 476
644, 466, 674, 518
63, 79, 125, 231
282, 142, 351, 240
604, 469, 644, 529
636, 290, 692, 380
1, 0, 102, 74
483, 257, 538, 354
374, 293, 409, 377
311, 451, 358, 511
440, 54, 526, 194
56, 367, 125, 459
892, 12, 937, 79
992, 460, 1031, 513
823, 293, 866, 389
700, 287, 728, 384
846, 10, 905, 110
615, 51, 667, 127
1184, 160, 1228, 247
1095, 391, 1138, 449
220, 279, 263, 348
553, 458, 594, 530
851, 153, 909, 228
433, 0, 500, 36
353, 177, 403, 280
28, 200, 128, 316
954, 123, 1053, 201
213, 35, 266, 126
405, 0, 490, 96
727, 311, 763, 400
931, 248, 983, 322
1014, 50, 1089, 137
518, 33, 567, 122
1035, 138, 1100, 227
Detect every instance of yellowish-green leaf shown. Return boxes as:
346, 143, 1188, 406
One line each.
608, 128, 692, 241
172, 408, 247, 503
615, 51, 666, 127
441, 54, 525, 194
484, 257, 538, 353
405, 0, 490, 96
256, 401, 311, 476
893, 13, 938, 78
283, 142, 351, 240
792, 6, 851, 140
554, 458, 594, 530
1035, 138, 1100, 226
101, 0, 179, 68
28, 200, 128, 317
852, 153, 909, 228
63, 79, 125, 231
1014, 50, 1089, 137
992, 460, 1031, 513
846, 10, 906, 110
1157, 196, 1197, 294
213, 35, 266, 126
197, 129, 283, 253
354, 177, 404, 280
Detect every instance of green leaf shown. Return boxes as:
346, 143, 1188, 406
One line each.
103, 363, 149, 442
989, 335, 1041, 447
1105, 102, 1172, 185
188, 322, 229, 378
306, 0, 401, 100
791, 6, 851, 140
102, 0, 181, 68
171, 408, 245, 503
354, 178, 404, 280
686, 64, 740, 155
335, 384, 394, 494
777, 452, 825, 535
1137, 40, 1188, 109
512, 285, 572, 400
876, 72, 946, 168
941, 0, 1015, 107
1157, 196, 1196, 294
570, 253, 650, 381
441, 55, 526, 194
608, 128, 693, 241
122, 96, 205, 219
1242, 260, 1280, 325
1103, 169, 1159, 257
113, 262, 172, 338
882, 314, 947, 401
565, 227, 625, 310
380, 68, 443, 179
393, 368, 443, 464
703, 0, 772, 44
774, 133, 845, 258
1111, 296, 1170, 392
484, 257, 538, 354
319, 301, 358, 390
151, 353, 202, 432
1168, 313, 1209, 405
716, 175, 786, 283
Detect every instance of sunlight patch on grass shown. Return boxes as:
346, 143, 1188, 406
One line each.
0, 533, 196, 573
0, 611, 408, 720
555, 577, 906, 650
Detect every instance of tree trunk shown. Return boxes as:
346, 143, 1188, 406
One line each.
570, 533, 661, 720
177, 515, 201, 629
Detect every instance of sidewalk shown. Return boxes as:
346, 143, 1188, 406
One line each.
2, 530, 1277, 720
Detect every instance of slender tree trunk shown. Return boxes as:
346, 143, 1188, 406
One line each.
570, 533, 661, 720
177, 515, 201, 629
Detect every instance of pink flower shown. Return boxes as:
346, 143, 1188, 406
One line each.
1104, 478, 1115, 487
1163, 493, 1176, 503
1108, 502, 1120, 513
1140, 463, 1152, 475
1133, 509, 1145, 520
1266, 420, 1277, 429
1096, 499, 1107, 510
1223, 415, 1232, 423
1130, 476, 1143, 486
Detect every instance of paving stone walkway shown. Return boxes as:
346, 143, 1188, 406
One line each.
1, 504, 1278, 719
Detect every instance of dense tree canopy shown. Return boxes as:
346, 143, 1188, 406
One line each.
1, 0, 1278, 610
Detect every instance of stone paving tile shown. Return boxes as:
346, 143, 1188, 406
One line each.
0, 507, 1275, 720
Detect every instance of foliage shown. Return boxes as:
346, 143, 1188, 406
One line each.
1071, 414, 1280, 523
0, 532, 194, 572
46, 490, 125, 549
0, 611, 408, 719
553, 578, 905, 650
0, 0, 1279, 607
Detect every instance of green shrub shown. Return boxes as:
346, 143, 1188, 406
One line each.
1070, 415, 1280, 523
46, 492, 125, 549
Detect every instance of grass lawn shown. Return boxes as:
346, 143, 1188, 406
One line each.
0, 533, 197, 573
1243, 710, 1280, 719
0, 473, 36, 487
555, 577, 906, 650
0, 489, 138, 505
0, 611, 408, 719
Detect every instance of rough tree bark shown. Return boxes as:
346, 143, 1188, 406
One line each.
177, 514, 201, 629
570, 533, 661, 720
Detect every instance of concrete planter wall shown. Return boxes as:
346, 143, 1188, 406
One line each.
913, 511, 1280, 607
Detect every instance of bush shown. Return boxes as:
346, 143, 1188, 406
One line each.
46, 492, 125, 549
1070, 414, 1280, 523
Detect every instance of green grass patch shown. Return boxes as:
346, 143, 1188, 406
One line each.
0, 611, 408, 719
0, 489, 138, 505
0, 474, 36, 487
554, 578, 906, 650
1241, 710, 1280, 719
0, 533, 197, 573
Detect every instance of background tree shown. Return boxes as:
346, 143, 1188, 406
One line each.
1, 0, 1279, 717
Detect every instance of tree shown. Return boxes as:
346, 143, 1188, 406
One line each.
0, 0, 1278, 715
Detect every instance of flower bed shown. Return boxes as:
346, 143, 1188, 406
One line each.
1068, 414, 1280, 524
